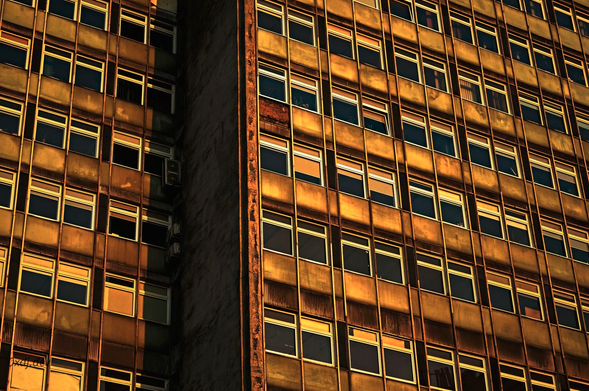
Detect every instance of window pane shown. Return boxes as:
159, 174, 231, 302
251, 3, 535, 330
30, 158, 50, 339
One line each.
120, 20, 145, 42
57, 279, 87, 305
404, 122, 427, 147
359, 46, 381, 68
263, 222, 292, 255
385, 348, 413, 381
329, 35, 353, 59
350, 340, 380, 374
343, 244, 370, 275
419, 265, 444, 294
100, 380, 130, 391
396, 56, 420, 82
109, 216, 136, 240
441, 201, 465, 227
43, 55, 70, 82
376, 253, 403, 283
64, 203, 93, 229
510, 42, 531, 64
147, 87, 172, 114
142, 221, 167, 247
36, 122, 64, 148
117, 78, 143, 104
557, 305, 579, 329
524, 0, 543, 17
289, 21, 313, 45
291, 86, 317, 112
518, 294, 542, 319
497, 154, 518, 176
411, 191, 435, 218
0, 111, 20, 135
477, 30, 499, 53
29, 194, 58, 220
521, 103, 542, 123
479, 215, 502, 238
0, 43, 27, 68
489, 285, 513, 312
450, 274, 475, 302
75, 64, 102, 91
260, 146, 288, 175
452, 21, 473, 43
432, 131, 455, 156
502, 378, 526, 391
429, 360, 455, 390
567, 64, 586, 85
558, 176, 578, 196
424, 67, 447, 91
21, 270, 52, 297
141, 295, 167, 323
544, 232, 566, 256
259, 74, 285, 101
508, 225, 530, 246
417, 7, 439, 30
390, 0, 412, 20
151, 30, 174, 51
265, 322, 296, 355
338, 173, 364, 197
113, 144, 139, 169
69, 133, 97, 157
461, 367, 487, 390
81, 6, 106, 29
333, 98, 358, 125
469, 143, 491, 168
302, 331, 331, 363
532, 166, 553, 187
546, 111, 566, 132
258, 10, 282, 34
0, 183, 11, 208
556, 10, 574, 30
298, 231, 327, 264
364, 115, 388, 135
486, 88, 509, 112
535, 51, 555, 73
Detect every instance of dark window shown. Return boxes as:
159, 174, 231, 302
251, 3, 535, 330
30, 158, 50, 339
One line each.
580, 18, 589, 37
21, 269, 52, 297
428, 348, 456, 391
517, 282, 543, 320
390, 0, 413, 21
566, 59, 587, 85
36, 110, 66, 149
570, 230, 589, 264
69, 119, 99, 158
396, 49, 420, 82
117, 69, 144, 105
75, 56, 103, 92
403, 118, 427, 147
109, 210, 137, 240
349, 329, 380, 375
0, 99, 22, 135
29, 183, 59, 220
259, 65, 286, 102
468, 137, 492, 168
545, 105, 566, 133
555, 295, 580, 329
486, 82, 509, 113
503, 0, 521, 9
0, 173, 13, 209
43, 46, 72, 82
424, 59, 447, 91
81, 2, 107, 30
531, 158, 553, 188
557, 166, 579, 197
289, 14, 314, 45
460, 355, 487, 391
376, 243, 403, 284
520, 97, 542, 123
257, 3, 283, 34
342, 234, 371, 275
478, 203, 503, 238
328, 34, 354, 59
579, 118, 589, 142
440, 191, 465, 227
489, 275, 514, 312
120, 9, 147, 42
459, 73, 482, 103
49, 0, 76, 19
112, 143, 140, 170
363, 109, 388, 135
147, 79, 174, 114
476, 25, 500, 53
142, 220, 168, 248
0, 34, 28, 69
417, 253, 445, 294
297, 222, 328, 265
451, 13, 474, 44
63, 191, 94, 230
416, 0, 439, 30
302, 329, 332, 363
338, 161, 364, 197
506, 210, 531, 246
333, 94, 359, 125
509, 37, 531, 64
555, 7, 574, 30
524, 0, 543, 17
449, 262, 475, 302
543, 226, 566, 256
150, 21, 175, 51
384, 339, 414, 382
534, 48, 555, 73
291, 77, 318, 112
432, 128, 456, 157
500, 365, 527, 391
369, 169, 396, 207
496, 145, 519, 177
263, 212, 293, 256
265, 310, 296, 356
358, 45, 382, 68
410, 181, 436, 219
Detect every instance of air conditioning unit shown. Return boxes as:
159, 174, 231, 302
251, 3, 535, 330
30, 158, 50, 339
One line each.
164, 159, 181, 187
166, 242, 181, 263
167, 223, 181, 244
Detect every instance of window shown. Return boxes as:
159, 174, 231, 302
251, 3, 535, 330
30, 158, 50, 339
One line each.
448, 261, 476, 302
328, 25, 354, 59
410, 180, 436, 219
297, 221, 328, 265
144, 141, 172, 177
262, 211, 293, 256
332, 89, 359, 125
545, 102, 567, 133
117, 68, 145, 105
294, 144, 322, 185
424, 58, 448, 92
150, 18, 176, 53
428, 347, 456, 391
288, 11, 314, 45
10, 352, 46, 391
342, 233, 371, 275
80, 0, 108, 30
35, 109, 67, 148
12, 0, 35, 6
579, 115, 589, 141
141, 210, 170, 248
113, 131, 142, 170
338, 159, 365, 198
530, 154, 554, 188
432, 123, 456, 157
257, 0, 283, 34
358, 35, 382, 68
135, 374, 167, 391
488, 273, 514, 312
476, 23, 500, 53
356, 0, 379, 8
417, 252, 445, 294
56, 263, 90, 306
349, 328, 381, 375
0, 170, 15, 209
265, 309, 297, 356
63, 188, 95, 230
368, 167, 396, 207
376, 242, 404, 284
109, 200, 139, 241
42, 45, 72, 83
390, 0, 413, 21
530, 371, 556, 391
582, 298, 589, 332
500, 364, 527, 391
555, 291, 580, 329
49, 0, 77, 20
120, 8, 147, 42
69, 118, 99, 157
403, 113, 428, 148
0, 31, 30, 69
395, 48, 421, 83
555, 5, 575, 30
520, 94, 542, 124
440, 189, 467, 228
451, 12, 474, 44
29, 179, 61, 221
20, 254, 55, 298
49, 358, 84, 391
571, 380, 589, 391
459, 354, 488, 390
477, 201, 503, 239
570, 228, 589, 264
301, 318, 333, 365
139, 282, 170, 324
362, 99, 389, 135
104, 274, 135, 317
505, 209, 532, 246
556, 162, 579, 197
468, 134, 493, 169
516, 280, 543, 320
100, 367, 132, 391
565, 56, 587, 86
534, 45, 556, 74
260, 135, 289, 176
459, 71, 483, 104
147, 78, 175, 114
383, 336, 415, 383
485, 80, 510, 113
509, 35, 532, 65
495, 142, 520, 177
542, 220, 567, 257
524, 0, 544, 17
291, 75, 319, 112
0, 98, 23, 135
259, 64, 287, 102
416, 0, 440, 31
503, 0, 521, 10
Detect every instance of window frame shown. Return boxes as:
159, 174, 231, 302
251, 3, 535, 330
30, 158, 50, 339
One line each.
56, 262, 91, 307
348, 327, 382, 376
0, 31, 31, 70
150, 17, 177, 53
293, 144, 323, 186
108, 200, 139, 241
260, 134, 290, 177
516, 279, 544, 321
28, 178, 61, 221
427, 346, 457, 391
341, 232, 372, 276
301, 317, 334, 365
542, 220, 568, 257
332, 89, 360, 126
467, 133, 493, 169
63, 188, 96, 230
533, 44, 557, 74
431, 122, 457, 158
459, 354, 489, 391
555, 161, 580, 197
416, 0, 441, 32
569, 227, 589, 265
69, 118, 100, 158
337, 158, 366, 198
99, 367, 132, 391
554, 290, 580, 330
116, 68, 145, 105
368, 167, 397, 208
296, 220, 329, 265
530, 154, 554, 189
147, 77, 175, 114
139, 281, 171, 325
565, 56, 587, 86
362, 98, 390, 135
0, 170, 16, 210
104, 273, 136, 317
257, 0, 284, 35
409, 179, 437, 219
451, 11, 474, 44
328, 24, 355, 59
290, 74, 320, 113
395, 47, 421, 83
555, 4, 575, 31
439, 188, 468, 228
258, 64, 288, 103
357, 34, 383, 69
264, 308, 298, 357
505, 208, 533, 247
477, 200, 504, 239
375, 242, 404, 285
80, 0, 109, 30
383, 335, 416, 383
262, 210, 294, 256
495, 142, 520, 177
544, 101, 567, 133
475, 22, 500, 54
417, 252, 446, 295
141, 209, 171, 248
35, 108, 67, 149
75, 54, 104, 92
49, 357, 84, 391
423, 57, 448, 92
509, 35, 532, 66
0, 97, 23, 136
20, 254, 55, 299
485, 79, 510, 114
448, 260, 477, 303
402, 112, 429, 148
112, 131, 142, 170
120, 8, 148, 43
500, 363, 528, 391
42, 44, 73, 83
288, 10, 315, 46
458, 70, 484, 104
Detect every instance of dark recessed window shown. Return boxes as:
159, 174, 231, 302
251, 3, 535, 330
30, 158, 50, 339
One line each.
117, 69, 144, 105
542, 222, 567, 257
0, 98, 22, 135
43, 45, 72, 82
520, 95, 542, 124
358, 36, 382, 68
349, 328, 381, 375
69, 119, 99, 158
448, 262, 477, 303
468, 135, 493, 169
384, 338, 415, 383
500, 365, 527, 391
410, 181, 436, 219
570, 228, 589, 264
478, 201, 503, 239
363, 103, 389, 135
262, 211, 293, 256
416, 0, 440, 31
545, 103, 566, 133
556, 163, 579, 197
424, 58, 447, 92
75, 55, 104, 92
20, 255, 54, 298
342, 233, 371, 276
328, 28, 354, 59
63, 189, 95, 230
432, 125, 456, 157
459, 355, 488, 391
338, 160, 365, 198
150, 19, 176, 52
530, 155, 554, 188
297, 222, 328, 265
488, 273, 514, 312
333, 91, 359, 125
485, 80, 509, 113
440, 189, 466, 228
516, 280, 543, 320
376, 243, 403, 284
49, 0, 76, 19
505, 209, 531, 247
390, 0, 413, 21
396, 48, 420, 83
291, 75, 318, 112
0, 32, 29, 69
265, 309, 297, 356
257, 1, 283, 34
555, 5, 575, 30
459, 71, 483, 104
524, 0, 544, 17
36, 109, 67, 148
555, 292, 580, 329
112, 132, 142, 170
565, 57, 587, 86
302, 319, 333, 364
109, 201, 139, 241
417, 253, 445, 294
534, 46, 556, 74
476, 24, 500, 53
81, 1, 108, 30
120, 9, 147, 43
427, 348, 456, 391
0, 171, 14, 209
509, 36, 531, 65
403, 116, 428, 147
259, 65, 287, 102
56, 263, 90, 306
147, 78, 174, 114
451, 12, 474, 44
28, 179, 60, 221
261, 136, 289, 176
142, 216, 169, 248
289, 12, 314, 45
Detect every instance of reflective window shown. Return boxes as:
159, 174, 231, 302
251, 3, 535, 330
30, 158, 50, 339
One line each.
460, 355, 488, 391
20, 254, 55, 298
403, 113, 428, 148
448, 261, 476, 302
427, 347, 456, 391
554, 291, 580, 330
257, 0, 283, 34
485, 80, 510, 113
495, 142, 520, 177
384, 336, 415, 383
530, 154, 554, 188
516, 280, 543, 320
297, 221, 328, 265
259, 64, 287, 102
417, 252, 445, 295
289, 11, 314, 46
358, 34, 382, 69
468, 134, 493, 169
376, 243, 404, 284
328, 25, 354, 59
477, 201, 503, 239
342, 233, 371, 276
29, 179, 61, 221
262, 211, 293, 256
63, 188, 95, 230
260, 135, 289, 176
542, 220, 567, 257
338, 159, 365, 198
505, 208, 532, 246
349, 328, 381, 375
451, 12, 474, 44
302, 318, 333, 365
291, 75, 319, 112
396, 48, 421, 83
56, 263, 91, 307
333, 89, 359, 125
265, 309, 297, 356
410, 180, 436, 219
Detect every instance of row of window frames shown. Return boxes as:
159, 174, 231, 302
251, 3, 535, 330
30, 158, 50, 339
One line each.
265, 307, 572, 391
12, 0, 177, 53
13, 252, 170, 324
0, 35, 175, 114
9, 352, 166, 391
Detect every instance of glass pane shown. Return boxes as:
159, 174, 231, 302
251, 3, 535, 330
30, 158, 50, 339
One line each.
557, 305, 579, 329
29, 194, 59, 220
120, 20, 145, 42
497, 154, 518, 176
567, 64, 586, 85
432, 131, 455, 156
441, 201, 465, 227
291, 86, 317, 112
450, 274, 475, 302
147, 87, 172, 114
69, 132, 97, 157
489, 284, 514, 312
302, 331, 331, 363
510, 42, 531, 64
546, 111, 566, 132
289, 21, 313, 45
36, 122, 64, 148
0, 111, 20, 135
109, 216, 136, 240
556, 11, 574, 30
49, 0, 76, 19
390, 0, 412, 20
429, 360, 456, 390
518, 294, 542, 319
521, 104, 542, 123
43, 55, 71, 82
411, 191, 435, 218
364, 115, 387, 135
486, 89, 509, 112
333, 98, 358, 125
350, 340, 380, 374
328, 35, 353, 59
424, 67, 447, 91
142, 221, 167, 247
21, 270, 52, 297
338, 173, 364, 197
477, 30, 499, 53
259, 74, 286, 101
117, 78, 143, 104
508, 225, 530, 246
452, 21, 473, 43
524, 0, 543, 17
359, 46, 381, 68
572, 246, 589, 264
64, 204, 93, 229
502, 377, 527, 391
343, 244, 371, 275
260, 147, 288, 175
142, 295, 168, 323
479, 215, 502, 238
376, 253, 403, 283
81, 6, 106, 29
558, 176, 578, 196
298, 231, 327, 264
0, 183, 11, 208
265, 322, 296, 355
461, 367, 487, 391
385, 348, 414, 381
532, 165, 553, 187
371, 189, 395, 206
112, 144, 140, 169
144, 154, 164, 176
404, 122, 427, 147
11, 364, 45, 390
263, 222, 292, 255
419, 265, 444, 294
544, 233, 566, 256
396, 56, 420, 82
0, 43, 27, 68
57, 279, 87, 305
105, 286, 134, 316
258, 10, 282, 34
417, 7, 439, 30
100, 380, 131, 391
534, 51, 555, 73
150, 30, 174, 51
